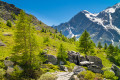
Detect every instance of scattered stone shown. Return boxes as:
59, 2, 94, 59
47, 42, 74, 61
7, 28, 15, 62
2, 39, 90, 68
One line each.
73, 65, 86, 75
59, 65, 68, 72
56, 72, 74, 80
4, 60, 14, 67
0, 41, 6, 46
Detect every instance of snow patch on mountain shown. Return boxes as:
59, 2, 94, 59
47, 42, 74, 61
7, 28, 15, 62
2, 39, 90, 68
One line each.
66, 27, 75, 38
104, 8, 115, 13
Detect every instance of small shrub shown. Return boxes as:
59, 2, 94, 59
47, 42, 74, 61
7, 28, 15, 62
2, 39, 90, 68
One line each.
6, 20, 12, 27
39, 73, 57, 80
65, 61, 76, 71
10, 65, 23, 80
0, 69, 5, 80
43, 37, 50, 46
103, 70, 118, 80
77, 71, 95, 80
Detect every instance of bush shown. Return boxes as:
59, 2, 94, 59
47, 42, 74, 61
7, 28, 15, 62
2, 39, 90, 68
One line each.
6, 20, 12, 27
103, 70, 118, 80
43, 37, 50, 46
10, 65, 23, 80
77, 71, 95, 80
38, 73, 57, 80
65, 61, 76, 71
0, 69, 5, 80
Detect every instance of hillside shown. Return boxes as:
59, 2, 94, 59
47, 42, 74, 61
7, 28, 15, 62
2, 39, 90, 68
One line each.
55, 3, 120, 47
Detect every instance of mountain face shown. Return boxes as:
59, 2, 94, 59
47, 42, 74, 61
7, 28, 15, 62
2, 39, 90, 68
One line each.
55, 3, 120, 46
0, 1, 41, 25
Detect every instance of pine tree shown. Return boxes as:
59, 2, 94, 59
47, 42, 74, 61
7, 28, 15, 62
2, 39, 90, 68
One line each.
78, 30, 95, 55
97, 41, 102, 49
57, 44, 68, 65
55, 28, 58, 33
12, 10, 41, 77
107, 44, 114, 56
72, 36, 76, 41
104, 43, 107, 50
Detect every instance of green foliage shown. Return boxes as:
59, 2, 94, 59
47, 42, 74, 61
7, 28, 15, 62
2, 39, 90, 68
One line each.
103, 70, 118, 80
77, 71, 95, 80
77, 71, 104, 80
6, 20, 12, 27
43, 37, 50, 46
55, 28, 58, 33
107, 44, 114, 56
11, 10, 41, 78
65, 61, 76, 71
57, 44, 68, 65
104, 43, 107, 50
11, 12, 16, 20
39, 73, 57, 80
0, 69, 5, 80
97, 41, 102, 49
77, 30, 95, 55
10, 65, 23, 80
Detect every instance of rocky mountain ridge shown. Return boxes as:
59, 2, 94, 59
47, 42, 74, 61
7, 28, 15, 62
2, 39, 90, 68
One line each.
55, 3, 120, 47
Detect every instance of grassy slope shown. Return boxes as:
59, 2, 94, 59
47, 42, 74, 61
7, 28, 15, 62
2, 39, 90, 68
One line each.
0, 20, 114, 69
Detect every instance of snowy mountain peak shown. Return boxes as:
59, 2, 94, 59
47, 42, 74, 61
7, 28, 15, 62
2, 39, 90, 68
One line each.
113, 3, 120, 8
55, 3, 120, 47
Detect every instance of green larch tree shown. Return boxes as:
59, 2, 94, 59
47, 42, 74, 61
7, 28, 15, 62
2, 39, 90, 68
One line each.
104, 43, 107, 50
57, 44, 68, 65
77, 30, 95, 55
97, 41, 102, 49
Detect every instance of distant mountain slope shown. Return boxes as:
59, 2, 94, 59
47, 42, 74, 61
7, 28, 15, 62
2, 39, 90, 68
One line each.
0, 1, 55, 32
55, 3, 120, 47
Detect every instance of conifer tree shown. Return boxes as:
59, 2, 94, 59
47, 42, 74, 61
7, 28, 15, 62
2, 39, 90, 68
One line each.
97, 41, 102, 49
12, 10, 41, 77
78, 30, 95, 55
104, 43, 107, 50
55, 28, 58, 33
57, 44, 67, 65
107, 44, 114, 56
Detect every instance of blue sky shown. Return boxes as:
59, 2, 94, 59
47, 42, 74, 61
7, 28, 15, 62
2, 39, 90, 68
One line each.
2, 0, 120, 26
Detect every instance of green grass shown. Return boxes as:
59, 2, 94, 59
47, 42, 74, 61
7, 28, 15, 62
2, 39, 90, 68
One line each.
0, 21, 115, 69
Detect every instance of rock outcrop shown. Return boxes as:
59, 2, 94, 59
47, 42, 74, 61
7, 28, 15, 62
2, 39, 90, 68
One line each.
67, 51, 103, 73
68, 51, 80, 65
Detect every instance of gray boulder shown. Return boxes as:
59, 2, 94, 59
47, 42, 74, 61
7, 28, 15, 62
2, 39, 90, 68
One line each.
4, 60, 14, 67
0, 41, 6, 46
68, 51, 80, 65
86, 56, 103, 69
45, 54, 57, 65
111, 64, 120, 78
88, 65, 103, 73
73, 65, 86, 75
